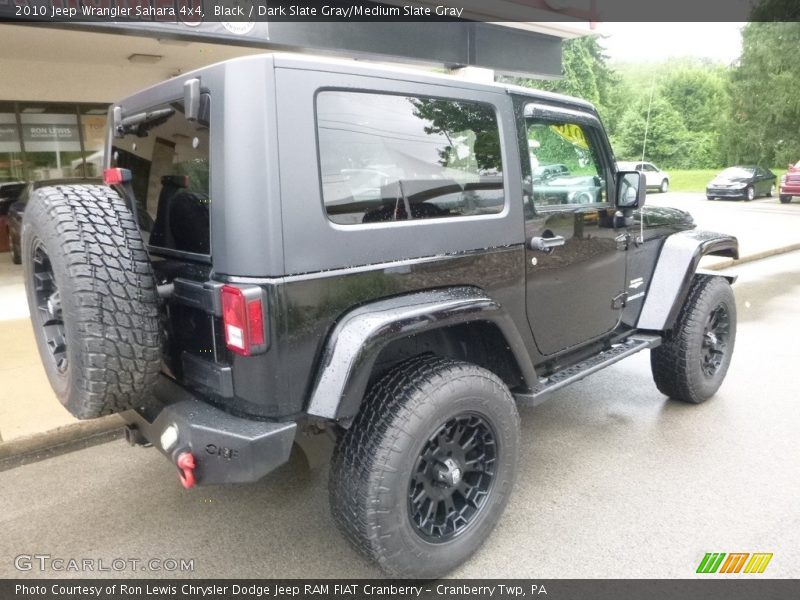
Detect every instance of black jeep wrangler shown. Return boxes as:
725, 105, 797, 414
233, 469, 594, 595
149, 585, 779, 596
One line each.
21, 54, 738, 577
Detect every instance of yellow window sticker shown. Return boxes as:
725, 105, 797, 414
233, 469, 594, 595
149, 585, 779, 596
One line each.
550, 124, 589, 150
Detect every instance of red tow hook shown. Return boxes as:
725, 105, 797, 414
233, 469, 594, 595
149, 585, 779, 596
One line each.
176, 451, 196, 489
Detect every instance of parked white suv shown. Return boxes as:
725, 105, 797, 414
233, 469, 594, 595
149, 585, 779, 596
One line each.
617, 161, 670, 193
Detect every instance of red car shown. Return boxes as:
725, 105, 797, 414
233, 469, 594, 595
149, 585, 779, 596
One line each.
780, 160, 800, 204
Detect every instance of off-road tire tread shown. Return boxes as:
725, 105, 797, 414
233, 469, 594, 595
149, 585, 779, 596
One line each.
23, 184, 161, 418
329, 354, 516, 576
650, 276, 734, 404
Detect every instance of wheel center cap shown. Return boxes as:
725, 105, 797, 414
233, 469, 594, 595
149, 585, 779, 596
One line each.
706, 331, 718, 346
436, 457, 462, 487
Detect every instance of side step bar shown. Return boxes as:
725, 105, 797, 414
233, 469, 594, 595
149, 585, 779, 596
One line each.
514, 334, 662, 407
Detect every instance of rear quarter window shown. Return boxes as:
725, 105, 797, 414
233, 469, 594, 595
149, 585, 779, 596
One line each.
316, 91, 505, 226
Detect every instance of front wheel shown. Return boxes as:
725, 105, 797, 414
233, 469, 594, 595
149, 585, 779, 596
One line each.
650, 276, 736, 404
660, 179, 669, 193
780, 195, 792, 204
329, 355, 520, 577
745, 185, 755, 201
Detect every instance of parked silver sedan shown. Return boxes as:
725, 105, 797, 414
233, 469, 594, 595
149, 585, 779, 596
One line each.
617, 161, 670, 193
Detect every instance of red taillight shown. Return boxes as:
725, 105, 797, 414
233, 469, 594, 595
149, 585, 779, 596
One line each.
221, 285, 266, 356
247, 299, 265, 346
103, 167, 132, 185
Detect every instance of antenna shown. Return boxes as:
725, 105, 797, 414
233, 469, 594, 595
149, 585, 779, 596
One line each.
638, 76, 657, 244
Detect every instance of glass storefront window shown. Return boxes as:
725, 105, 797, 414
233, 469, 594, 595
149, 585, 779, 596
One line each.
19, 103, 84, 181
0, 102, 110, 182
0, 102, 24, 182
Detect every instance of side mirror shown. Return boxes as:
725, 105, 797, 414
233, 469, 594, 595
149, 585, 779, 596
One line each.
616, 170, 646, 210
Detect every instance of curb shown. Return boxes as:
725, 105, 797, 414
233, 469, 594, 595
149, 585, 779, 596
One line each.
704, 243, 800, 271
0, 245, 797, 465
0, 415, 124, 463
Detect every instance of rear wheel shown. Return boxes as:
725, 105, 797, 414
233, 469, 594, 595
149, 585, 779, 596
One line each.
22, 184, 162, 419
767, 184, 775, 197
329, 355, 519, 577
780, 195, 792, 204
650, 276, 736, 404
660, 179, 669, 193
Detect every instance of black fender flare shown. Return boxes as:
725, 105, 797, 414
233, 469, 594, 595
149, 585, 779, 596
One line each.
637, 230, 739, 331
304, 286, 537, 422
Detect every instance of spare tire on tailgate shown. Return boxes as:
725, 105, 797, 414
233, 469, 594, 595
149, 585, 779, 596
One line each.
22, 184, 162, 419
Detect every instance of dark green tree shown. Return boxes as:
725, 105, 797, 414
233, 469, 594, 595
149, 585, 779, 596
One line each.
726, 22, 800, 166
660, 65, 728, 135
612, 95, 694, 167
501, 35, 620, 128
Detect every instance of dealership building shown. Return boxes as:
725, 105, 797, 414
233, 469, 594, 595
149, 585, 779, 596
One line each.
0, 2, 591, 183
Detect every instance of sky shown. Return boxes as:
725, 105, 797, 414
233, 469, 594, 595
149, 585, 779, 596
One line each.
595, 22, 746, 65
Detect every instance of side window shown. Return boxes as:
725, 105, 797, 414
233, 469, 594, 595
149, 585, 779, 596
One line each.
112, 99, 210, 256
316, 91, 504, 225
643, 163, 657, 172
525, 117, 606, 207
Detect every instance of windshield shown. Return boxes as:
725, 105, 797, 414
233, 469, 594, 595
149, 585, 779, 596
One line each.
719, 167, 753, 179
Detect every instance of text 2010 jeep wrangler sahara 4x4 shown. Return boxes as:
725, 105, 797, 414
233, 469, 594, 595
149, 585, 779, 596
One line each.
22, 54, 738, 577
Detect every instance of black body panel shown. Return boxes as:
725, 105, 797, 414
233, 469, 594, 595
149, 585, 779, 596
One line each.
108, 54, 728, 430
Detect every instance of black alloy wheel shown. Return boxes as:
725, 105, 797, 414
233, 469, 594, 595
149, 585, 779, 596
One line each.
30, 241, 68, 375
409, 413, 497, 542
700, 304, 731, 378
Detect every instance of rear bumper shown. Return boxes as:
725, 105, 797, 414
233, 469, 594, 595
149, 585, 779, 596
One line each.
122, 376, 296, 486
780, 184, 800, 196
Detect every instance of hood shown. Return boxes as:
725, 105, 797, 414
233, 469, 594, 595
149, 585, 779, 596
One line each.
634, 205, 695, 229
710, 176, 749, 185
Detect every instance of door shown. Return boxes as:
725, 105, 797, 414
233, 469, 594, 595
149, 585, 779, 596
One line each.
518, 101, 628, 356
755, 167, 772, 195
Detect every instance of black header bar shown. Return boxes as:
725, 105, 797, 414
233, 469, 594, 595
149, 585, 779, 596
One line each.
3, 579, 800, 600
